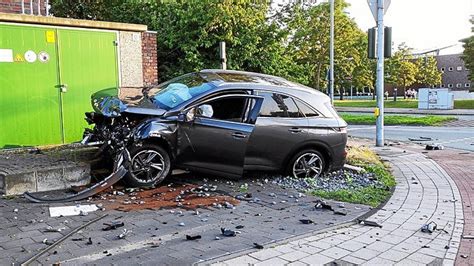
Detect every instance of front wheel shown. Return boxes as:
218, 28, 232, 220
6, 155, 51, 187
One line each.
123, 144, 171, 187
287, 150, 326, 179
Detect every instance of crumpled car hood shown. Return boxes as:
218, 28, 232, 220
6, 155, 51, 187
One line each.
91, 88, 166, 117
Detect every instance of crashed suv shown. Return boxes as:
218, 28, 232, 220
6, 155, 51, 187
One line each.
83, 70, 348, 187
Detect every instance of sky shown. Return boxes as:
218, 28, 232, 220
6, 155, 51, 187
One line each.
345, 0, 473, 55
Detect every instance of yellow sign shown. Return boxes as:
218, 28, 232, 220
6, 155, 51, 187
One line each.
374, 107, 380, 117
46, 30, 55, 43
14, 54, 24, 62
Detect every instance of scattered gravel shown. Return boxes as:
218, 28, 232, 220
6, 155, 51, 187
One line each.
271, 169, 384, 192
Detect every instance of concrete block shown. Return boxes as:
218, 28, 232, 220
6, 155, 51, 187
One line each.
4, 172, 36, 195
2, 162, 90, 195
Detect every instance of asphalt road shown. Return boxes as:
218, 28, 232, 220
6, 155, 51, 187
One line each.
348, 125, 474, 152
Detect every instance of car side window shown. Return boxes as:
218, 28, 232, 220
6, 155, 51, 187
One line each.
258, 92, 302, 118
294, 99, 319, 117
197, 97, 248, 123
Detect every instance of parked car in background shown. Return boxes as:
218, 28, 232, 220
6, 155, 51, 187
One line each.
83, 70, 348, 187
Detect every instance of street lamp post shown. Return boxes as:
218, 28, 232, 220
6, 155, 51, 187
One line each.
329, 0, 335, 104
375, 0, 385, 147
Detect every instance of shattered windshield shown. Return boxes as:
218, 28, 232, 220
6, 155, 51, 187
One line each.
149, 73, 217, 110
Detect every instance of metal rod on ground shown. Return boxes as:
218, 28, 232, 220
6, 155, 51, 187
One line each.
375, 0, 385, 147
329, 0, 335, 104
21, 214, 108, 266
219, 41, 227, 70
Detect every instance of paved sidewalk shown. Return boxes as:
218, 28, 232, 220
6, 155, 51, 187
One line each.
424, 149, 474, 265
211, 147, 464, 265
336, 106, 474, 116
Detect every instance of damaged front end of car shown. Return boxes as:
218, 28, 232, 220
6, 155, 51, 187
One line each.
24, 89, 149, 203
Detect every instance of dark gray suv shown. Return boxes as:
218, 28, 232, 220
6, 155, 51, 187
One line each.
85, 70, 348, 187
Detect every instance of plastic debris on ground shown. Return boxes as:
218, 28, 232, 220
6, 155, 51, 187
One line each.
49, 204, 99, 217
221, 228, 238, 237
421, 221, 437, 233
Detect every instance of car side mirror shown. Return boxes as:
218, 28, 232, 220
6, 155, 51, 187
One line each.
185, 108, 196, 122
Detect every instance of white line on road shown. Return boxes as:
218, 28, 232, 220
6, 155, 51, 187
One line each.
347, 126, 376, 131
437, 136, 474, 145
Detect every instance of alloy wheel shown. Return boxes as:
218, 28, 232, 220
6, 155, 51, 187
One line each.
130, 149, 165, 183
292, 152, 323, 178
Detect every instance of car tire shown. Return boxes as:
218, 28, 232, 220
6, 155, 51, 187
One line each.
287, 149, 326, 179
123, 144, 171, 187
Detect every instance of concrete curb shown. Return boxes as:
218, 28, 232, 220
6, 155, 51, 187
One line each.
336, 106, 474, 116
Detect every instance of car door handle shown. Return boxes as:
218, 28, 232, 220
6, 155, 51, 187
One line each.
288, 127, 303, 133
232, 132, 247, 139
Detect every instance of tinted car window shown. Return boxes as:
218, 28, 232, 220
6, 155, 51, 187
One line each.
199, 97, 247, 122
295, 99, 319, 117
259, 92, 302, 118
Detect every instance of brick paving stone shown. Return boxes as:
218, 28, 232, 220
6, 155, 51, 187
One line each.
319, 246, 351, 259
291, 243, 323, 254
255, 257, 289, 266
299, 253, 334, 265
278, 250, 310, 262
341, 255, 367, 265
286, 261, 309, 266
337, 240, 365, 252
248, 248, 283, 261
350, 248, 381, 261
364, 256, 396, 265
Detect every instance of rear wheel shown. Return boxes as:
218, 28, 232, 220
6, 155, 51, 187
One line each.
123, 144, 171, 187
287, 149, 326, 179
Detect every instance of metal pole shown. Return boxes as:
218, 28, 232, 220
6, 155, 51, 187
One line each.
45, 0, 49, 16
329, 0, 335, 104
37, 0, 41, 15
29, 0, 33, 15
21, 0, 25, 14
219, 41, 227, 70
375, 0, 385, 147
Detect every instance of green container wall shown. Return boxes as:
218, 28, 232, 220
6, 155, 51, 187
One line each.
0, 24, 118, 148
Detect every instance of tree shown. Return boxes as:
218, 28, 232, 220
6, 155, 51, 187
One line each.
385, 44, 418, 97
50, 0, 374, 91
282, 0, 369, 93
461, 17, 474, 81
351, 35, 375, 97
415, 56, 442, 87
51, 0, 295, 83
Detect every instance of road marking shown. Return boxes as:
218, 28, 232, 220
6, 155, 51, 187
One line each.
437, 136, 474, 145
347, 126, 376, 131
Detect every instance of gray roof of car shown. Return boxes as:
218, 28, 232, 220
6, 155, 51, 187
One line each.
199, 69, 328, 99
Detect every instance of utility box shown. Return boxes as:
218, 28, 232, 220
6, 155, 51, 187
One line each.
418, 88, 454, 110
0, 13, 157, 149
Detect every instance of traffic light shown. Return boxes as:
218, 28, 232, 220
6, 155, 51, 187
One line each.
384, 27, 392, 58
368, 27, 392, 59
368, 28, 376, 59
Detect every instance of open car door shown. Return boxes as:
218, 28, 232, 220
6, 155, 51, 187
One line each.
176, 94, 263, 177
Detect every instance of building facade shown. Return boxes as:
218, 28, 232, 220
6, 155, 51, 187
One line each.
0, 0, 47, 16
436, 54, 471, 91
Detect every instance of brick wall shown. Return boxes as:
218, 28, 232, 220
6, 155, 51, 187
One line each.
141, 31, 158, 86
0, 0, 47, 15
